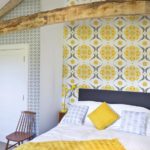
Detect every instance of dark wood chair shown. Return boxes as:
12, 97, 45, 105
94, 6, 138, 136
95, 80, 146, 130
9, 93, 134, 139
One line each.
5, 111, 36, 150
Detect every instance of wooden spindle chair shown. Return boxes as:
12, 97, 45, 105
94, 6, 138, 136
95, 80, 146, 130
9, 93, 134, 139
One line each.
5, 111, 36, 150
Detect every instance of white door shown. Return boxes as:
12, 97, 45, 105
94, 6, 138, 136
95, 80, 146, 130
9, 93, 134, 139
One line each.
0, 44, 28, 142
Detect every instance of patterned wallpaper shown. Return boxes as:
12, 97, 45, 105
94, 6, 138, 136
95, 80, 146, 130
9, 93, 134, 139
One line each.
0, 0, 40, 133
62, 0, 150, 103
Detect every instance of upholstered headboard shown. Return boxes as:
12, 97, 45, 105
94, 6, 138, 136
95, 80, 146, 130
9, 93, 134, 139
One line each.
79, 89, 150, 110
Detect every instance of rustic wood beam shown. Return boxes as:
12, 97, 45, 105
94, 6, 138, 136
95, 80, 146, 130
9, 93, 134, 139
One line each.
0, 0, 150, 34
0, 0, 24, 19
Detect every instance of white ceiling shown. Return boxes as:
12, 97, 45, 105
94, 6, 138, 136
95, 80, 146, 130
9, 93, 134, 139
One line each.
0, 0, 9, 9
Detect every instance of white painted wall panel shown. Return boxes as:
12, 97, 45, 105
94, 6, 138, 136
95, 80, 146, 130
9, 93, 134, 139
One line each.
40, 0, 64, 134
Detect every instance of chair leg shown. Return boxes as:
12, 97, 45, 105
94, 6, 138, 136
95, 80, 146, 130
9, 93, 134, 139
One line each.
29, 137, 33, 141
5, 140, 9, 150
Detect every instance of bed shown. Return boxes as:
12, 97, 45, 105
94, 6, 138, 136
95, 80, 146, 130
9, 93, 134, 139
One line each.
16, 89, 150, 150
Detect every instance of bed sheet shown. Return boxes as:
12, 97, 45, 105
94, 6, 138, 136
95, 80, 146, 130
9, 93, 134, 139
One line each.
32, 124, 150, 150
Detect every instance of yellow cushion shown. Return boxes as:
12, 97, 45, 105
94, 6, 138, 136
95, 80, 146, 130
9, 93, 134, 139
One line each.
88, 102, 119, 130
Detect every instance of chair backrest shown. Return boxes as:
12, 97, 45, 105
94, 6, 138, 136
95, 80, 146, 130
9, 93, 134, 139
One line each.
16, 111, 36, 135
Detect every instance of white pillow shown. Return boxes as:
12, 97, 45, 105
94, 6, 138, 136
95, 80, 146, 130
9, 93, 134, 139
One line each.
118, 110, 148, 135
60, 105, 89, 125
146, 118, 150, 136
108, 104, 150, 130
76, 101, 101, 127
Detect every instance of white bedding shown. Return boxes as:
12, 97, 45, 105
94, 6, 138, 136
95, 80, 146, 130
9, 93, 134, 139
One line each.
32, 124, 150, 150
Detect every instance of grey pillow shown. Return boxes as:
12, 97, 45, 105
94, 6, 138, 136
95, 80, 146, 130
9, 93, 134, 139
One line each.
60, 105, 89, 125
119, 110, 148, 135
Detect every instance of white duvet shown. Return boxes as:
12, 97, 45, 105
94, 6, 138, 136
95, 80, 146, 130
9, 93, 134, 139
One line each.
32, 124, 150, 150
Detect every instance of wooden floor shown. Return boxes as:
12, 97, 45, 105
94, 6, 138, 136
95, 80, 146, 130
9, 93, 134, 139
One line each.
0, 142, 6, 150
0, 142, 14, 150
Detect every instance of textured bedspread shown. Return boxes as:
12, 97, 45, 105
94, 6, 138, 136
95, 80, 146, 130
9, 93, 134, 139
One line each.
16, 139, 125, 150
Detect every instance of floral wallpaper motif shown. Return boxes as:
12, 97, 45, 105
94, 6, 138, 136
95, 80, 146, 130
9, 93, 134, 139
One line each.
62, 0, 150, 103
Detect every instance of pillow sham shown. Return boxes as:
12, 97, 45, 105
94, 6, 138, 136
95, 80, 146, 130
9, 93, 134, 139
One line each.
108, 104, 150, 130
119, 110, 148, 135
75, 101, 102, 127
88, 102, 119, 130
146, 118, 150, 136
60, 105, 89, 125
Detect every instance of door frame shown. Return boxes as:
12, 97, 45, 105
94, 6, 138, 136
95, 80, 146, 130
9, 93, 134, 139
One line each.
0, 43, 29, 105
0, 44, 29, 142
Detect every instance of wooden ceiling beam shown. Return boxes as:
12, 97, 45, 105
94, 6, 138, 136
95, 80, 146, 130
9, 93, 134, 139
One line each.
0, 0, 24, 19
0, 0, 150, 34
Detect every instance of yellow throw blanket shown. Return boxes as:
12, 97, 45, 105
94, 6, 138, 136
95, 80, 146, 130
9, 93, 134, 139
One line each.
16, 139, 126, 150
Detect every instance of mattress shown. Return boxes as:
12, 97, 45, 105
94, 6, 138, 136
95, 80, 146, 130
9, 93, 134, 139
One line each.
32, 124, 150, 150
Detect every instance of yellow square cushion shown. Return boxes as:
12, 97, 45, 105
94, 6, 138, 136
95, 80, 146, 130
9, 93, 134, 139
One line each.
88, 102, 119, 130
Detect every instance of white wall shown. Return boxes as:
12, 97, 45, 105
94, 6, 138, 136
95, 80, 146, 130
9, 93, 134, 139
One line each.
0, 0, 41, 134
40, 0, 64, 134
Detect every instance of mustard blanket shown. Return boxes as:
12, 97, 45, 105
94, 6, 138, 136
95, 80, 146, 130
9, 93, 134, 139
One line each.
16, 139, 126, 150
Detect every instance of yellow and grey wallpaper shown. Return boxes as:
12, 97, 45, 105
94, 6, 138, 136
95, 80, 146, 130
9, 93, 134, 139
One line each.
62, 0, 150, 103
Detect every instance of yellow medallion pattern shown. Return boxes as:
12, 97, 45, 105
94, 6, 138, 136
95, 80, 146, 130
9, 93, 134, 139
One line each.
124, 46, 141, 61
62, 0, 150, 103
76, 64, 92, 80
76, 45, 93, 60
124, 66, 141, 82
124, 25, 141, 41
63, 65, 69, 78
79, 84, 91, 89
76, 25, 92, 40
125, 86, 140, 92
63, 45, 69, 59
99, 45, 117, 61
100, 25, 116, 41
99, 65, 116, 81
102, 85, 115, 91
64, 26, 69, 39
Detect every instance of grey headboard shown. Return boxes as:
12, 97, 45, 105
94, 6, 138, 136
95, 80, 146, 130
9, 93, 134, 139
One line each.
79, 89, 150, 110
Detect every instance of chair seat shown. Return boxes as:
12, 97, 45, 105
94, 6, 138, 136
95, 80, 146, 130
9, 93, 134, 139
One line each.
6, 132, 33, 142
5, 111, 36, 150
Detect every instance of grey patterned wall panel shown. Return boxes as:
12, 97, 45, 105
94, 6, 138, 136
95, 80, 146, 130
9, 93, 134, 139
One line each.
0, 0, 40, 133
